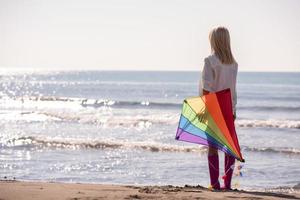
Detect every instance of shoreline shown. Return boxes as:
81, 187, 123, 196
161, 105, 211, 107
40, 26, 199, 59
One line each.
0, 181, 299, 200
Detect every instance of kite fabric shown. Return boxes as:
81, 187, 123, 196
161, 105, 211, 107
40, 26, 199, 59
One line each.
175, 88, 245, 162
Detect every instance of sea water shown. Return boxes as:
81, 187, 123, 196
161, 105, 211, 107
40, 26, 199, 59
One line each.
0, 70, 299, 191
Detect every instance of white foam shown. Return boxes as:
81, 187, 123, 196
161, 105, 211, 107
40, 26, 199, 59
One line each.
4, 136, 204, 153
0, 97, 83, 111
236, 119, 300, 129
0, 111, 61, 122
1, 97, 299, 129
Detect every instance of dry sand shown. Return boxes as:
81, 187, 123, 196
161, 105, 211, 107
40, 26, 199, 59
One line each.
0, 181, 299, 200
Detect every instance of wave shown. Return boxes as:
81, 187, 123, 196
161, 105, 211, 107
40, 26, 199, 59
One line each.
1, 96, 300, 129
3, 136, 202, 153
39, 111, 177, 128
26, 96, 300, 111
239, 105, 300, 112
243, 146, 300, 155
0, 96, 181, 109
0, 109, 299, 130
11, 113, 300, 130
3, 136, 300, 155
80, 99, 181, 109
254, 183, 300, 193
0, 111, 62, 122
2, 95, 300, 111
236, 119, 300, 129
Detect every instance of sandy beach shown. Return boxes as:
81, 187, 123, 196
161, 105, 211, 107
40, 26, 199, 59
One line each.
0, 181, 299, 200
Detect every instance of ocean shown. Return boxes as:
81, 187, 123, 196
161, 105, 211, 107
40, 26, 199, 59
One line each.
0, 70, 299, 191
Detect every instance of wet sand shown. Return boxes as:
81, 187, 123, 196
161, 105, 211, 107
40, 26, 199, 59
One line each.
0, 181, 299, 200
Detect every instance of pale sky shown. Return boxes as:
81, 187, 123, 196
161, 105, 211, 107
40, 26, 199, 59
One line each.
0, 0, 299, 72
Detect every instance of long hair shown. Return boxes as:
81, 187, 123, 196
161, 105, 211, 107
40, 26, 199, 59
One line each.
209, 27, 236, 64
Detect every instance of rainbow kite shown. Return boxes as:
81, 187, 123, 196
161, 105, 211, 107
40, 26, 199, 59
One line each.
175, 89, 245, 162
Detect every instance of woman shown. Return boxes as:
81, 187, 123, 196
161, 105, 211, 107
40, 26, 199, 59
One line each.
201, 27, 238, 190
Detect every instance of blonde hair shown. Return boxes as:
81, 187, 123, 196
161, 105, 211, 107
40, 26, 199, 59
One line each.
209, 27, 236, 64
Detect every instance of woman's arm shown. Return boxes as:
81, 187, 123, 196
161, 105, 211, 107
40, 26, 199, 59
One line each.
201, 58, 214, 94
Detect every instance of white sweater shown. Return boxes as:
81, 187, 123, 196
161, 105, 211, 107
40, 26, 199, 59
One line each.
200, 54, 238, 114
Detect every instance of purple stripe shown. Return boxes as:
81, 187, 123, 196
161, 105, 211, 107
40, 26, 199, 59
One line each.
176, 128, 237, 158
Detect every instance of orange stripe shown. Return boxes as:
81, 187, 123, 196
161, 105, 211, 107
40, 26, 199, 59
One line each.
202, 93, 240, 157
186, 97, 233, 151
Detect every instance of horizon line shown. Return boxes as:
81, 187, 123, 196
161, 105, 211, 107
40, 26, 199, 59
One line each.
0, 67, 299, 73
0, 67, 300, 73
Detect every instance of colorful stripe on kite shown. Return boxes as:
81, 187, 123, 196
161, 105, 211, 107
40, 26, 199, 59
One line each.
175, 89, 244, 162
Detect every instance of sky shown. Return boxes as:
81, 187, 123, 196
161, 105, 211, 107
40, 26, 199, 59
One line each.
0, 0, 299, 72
